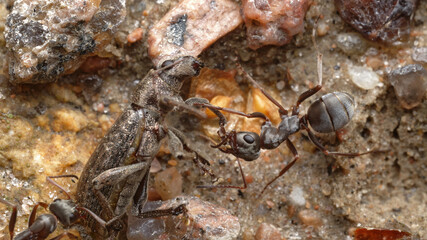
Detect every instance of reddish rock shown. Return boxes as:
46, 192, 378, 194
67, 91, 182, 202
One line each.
335, 0, 418, 44
298, 209, 323, 228
242, 0, 311, 50
255, 223, 283, 240
148, 0, 242, 67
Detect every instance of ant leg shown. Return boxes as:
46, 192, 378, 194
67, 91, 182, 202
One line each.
196, 157, 247, 190
46, 175, 78, 200
196, 102, 269, 122
0, 199, 17, 240
260, 139, 300, 195
28, 202, 49, 227
302, 120, 380, 156
236, 64, 288, 116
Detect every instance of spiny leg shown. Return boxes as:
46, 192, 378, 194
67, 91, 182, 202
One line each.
0, 198, 17, 240
260, 139, 300, 195
161, 96, 207, 119
136, 203, 188, 218
91, 161, 149, 228
168, 127, 215, 179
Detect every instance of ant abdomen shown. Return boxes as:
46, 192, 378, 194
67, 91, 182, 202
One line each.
307, 92, 355, 133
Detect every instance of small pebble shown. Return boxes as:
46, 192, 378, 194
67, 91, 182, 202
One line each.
289, 186, 305, 206
255, 223, 283, 240
389, 64, 427, 109
167, 159, 178, 166
154, 167, 183, 200
412, 47, 427, 63
336, 33, 367, 55
365, 56, 383, 70
317, 21, 330, 36
298, 209, 323, 228
347, 65, 380, 90
245, 175, 254, 184
127, 28, 144, 44
150, 158, 162, 173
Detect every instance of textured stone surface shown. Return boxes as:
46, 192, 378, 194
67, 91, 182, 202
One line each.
148, 0, 242, 67
335, 0, 418, 45
1, 0, 426, 239
5, 0, 126, 83
242, 0, 310, 50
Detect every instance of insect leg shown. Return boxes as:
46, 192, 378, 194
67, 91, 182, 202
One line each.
260, 139, 300, 195
0, 198, 17, 240
301, 117, 380, 156
91, 161, 149, 227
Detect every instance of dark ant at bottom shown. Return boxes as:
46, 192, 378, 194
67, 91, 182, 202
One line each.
1, 175, 187, 240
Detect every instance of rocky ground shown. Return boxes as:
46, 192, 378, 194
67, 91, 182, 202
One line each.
0, 0, 426, 239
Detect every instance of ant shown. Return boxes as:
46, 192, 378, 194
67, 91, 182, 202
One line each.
0, 175, 104, 240
195, 34, 380, 195
1, 175, 188, 240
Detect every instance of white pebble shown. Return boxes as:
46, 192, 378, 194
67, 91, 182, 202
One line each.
289, 186, 306, 206
347, 65, 380, 90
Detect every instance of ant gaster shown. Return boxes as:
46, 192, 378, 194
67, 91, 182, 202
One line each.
196, 42, 379, 194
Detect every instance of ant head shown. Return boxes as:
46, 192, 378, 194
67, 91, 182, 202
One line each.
234, 131, 261, 161
49, 199, 79, 227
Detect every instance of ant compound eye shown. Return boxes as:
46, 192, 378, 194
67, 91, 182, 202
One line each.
161, 60, 174, 68
235, 132, 261, 161
243, 134, 255, 144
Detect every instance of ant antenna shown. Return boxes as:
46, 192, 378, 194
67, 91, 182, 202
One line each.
46, 175, 78, 200
312, 16, 323, 87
